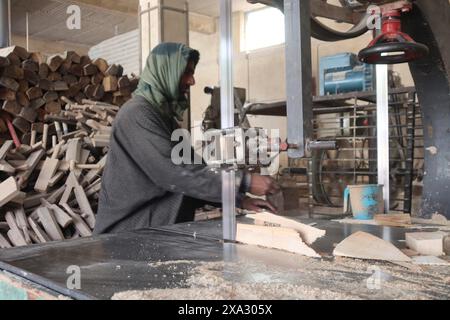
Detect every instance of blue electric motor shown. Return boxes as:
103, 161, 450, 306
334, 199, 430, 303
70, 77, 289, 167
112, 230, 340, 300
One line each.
319, 53, 375, 96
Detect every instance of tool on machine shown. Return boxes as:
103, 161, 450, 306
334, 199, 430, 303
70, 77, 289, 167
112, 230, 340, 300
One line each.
358, 0, 429, 64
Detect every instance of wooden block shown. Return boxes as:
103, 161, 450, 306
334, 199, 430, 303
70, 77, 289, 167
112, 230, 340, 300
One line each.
93, 84, 105, 100
0, 140, 14, 160
28, 217, 50, 243
405, 232, 446, 256
39, 63, 49, 79
46, 185, 66, 204
2, 65, 24, 80
0, 160, 16, 173
19, 106, 38, 123
62, 204, 92, 237
65, 83, 82, 98
68, 64, 83, 77
80, 55, 91, 67
0, 234, 12, 248
43, 91, 59, 102
0, 56, 9, 68
103, 76, 118, 92
83, 63, 98, 76
0, 46, 30, 60
69, 173, 96, 228
236, 224, 320, 258
48, 171, 65, 187
16, 92, 30, 108
2, 100, 20, 116
47, 55, 63, 72
78, 76, 91, 88
5, 211, 28, 246
41, 199, 73, 229
16, 149, 45, 186
36, 207, 64, 241
15, 207, 32, 244
30, 52, 46, 64
91, 72, 104, 86
13, 117, 31, 133
45, 101, 62, 115
48, 72, 62, 82
333, 231, 411, 262
17, 79, 29, 92
63, 51, 81, 64
38, 78, 53, 91
63, 74, 78, 86
23, 69, 39, 86
105, 64, 119, 76
118, 76, 130, 89
93, 58, 109, 74
0, 87, 16, 100
65, 138, 81, 162
0, 76, 19, 91
26, 87, 43, 100
246, 213, 325, 245
53, 81, 69, 91
22, 59, 38, 73
35, 158, 59, 193
30, 98, 46, 110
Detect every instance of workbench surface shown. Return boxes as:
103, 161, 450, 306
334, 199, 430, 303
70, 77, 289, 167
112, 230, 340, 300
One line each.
0, 218, 449, 300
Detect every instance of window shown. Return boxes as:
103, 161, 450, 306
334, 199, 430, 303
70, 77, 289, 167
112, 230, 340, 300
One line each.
244, 7, 285, 52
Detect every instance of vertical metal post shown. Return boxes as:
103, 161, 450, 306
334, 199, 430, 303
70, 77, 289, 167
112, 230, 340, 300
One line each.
0, 0, 9, 48
376, 64, 390, 213
26, 12, 29, 51
220, 0, 236, 241
284, 0, 312, 159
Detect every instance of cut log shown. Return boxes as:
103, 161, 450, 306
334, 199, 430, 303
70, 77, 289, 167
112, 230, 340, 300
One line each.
333, 231, 411, 262
103, 76, 118, 92
0, 76, 20, 91
405, 232, 446, 256
236, 224, 321, 258
47, 55, 63, 72
246, 212, 325, 245
93, 58, 109, 74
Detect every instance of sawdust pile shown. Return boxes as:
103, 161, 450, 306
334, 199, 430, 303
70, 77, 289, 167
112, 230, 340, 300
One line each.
112, 256, 450, 300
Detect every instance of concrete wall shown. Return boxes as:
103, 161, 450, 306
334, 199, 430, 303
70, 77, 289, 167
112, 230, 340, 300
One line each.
11, 35, 90, 56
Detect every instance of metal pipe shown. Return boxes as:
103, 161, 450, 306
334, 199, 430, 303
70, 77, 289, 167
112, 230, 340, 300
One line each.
0, 0, 9, 48
219, 0, 236, 242
377, 64, 390, 213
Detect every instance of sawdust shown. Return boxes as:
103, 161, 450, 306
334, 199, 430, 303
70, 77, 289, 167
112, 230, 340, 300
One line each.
112, 256, 450, 300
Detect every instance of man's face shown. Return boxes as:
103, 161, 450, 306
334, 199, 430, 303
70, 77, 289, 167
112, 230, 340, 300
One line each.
179, 60, 196, 97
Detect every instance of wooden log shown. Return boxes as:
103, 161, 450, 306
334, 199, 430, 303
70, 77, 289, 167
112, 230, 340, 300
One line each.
117, 76, 130, 89
0, 56, 9, 68
17, 79, 29, 92
68, 64, 83, 77
63, 51, 81, 64
2, 100, 21, 116
93, 58, 109, 74
93, 84, 105, 100
22, 60, 39, 73
48, 72, 62, 81
23, 69, 40, 86
43, 91, 59, 102
45, 101, 62, 114
38, 79, 53, 91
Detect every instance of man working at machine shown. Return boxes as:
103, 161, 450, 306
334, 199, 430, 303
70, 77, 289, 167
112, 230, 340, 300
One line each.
94, 43, 280, 234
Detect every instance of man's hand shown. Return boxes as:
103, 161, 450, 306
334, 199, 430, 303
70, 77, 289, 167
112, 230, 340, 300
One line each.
249, 174, 280, 196
242, 197, 278, 214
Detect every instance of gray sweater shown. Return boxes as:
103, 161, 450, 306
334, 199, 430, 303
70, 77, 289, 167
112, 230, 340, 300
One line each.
94, 96, 246, 234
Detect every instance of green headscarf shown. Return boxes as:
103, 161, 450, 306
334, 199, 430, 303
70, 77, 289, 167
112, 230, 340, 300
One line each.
134, 42, 198, 121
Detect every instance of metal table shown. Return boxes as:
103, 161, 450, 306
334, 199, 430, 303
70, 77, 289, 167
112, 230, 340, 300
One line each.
0, 218, 448, 300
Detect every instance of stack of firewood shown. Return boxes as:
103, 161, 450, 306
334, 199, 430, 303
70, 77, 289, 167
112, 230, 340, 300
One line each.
0, 46, 139, 248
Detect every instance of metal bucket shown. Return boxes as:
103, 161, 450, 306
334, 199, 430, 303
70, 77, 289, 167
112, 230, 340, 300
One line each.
343, 185, 385, 220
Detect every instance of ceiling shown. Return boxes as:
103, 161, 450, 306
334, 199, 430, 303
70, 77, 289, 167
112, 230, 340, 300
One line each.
10, 0, 264, 48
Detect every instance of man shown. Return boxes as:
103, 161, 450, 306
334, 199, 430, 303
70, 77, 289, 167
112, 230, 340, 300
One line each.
94, 43, 279, 235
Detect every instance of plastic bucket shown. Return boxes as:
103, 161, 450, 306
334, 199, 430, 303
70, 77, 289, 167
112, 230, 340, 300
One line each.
343, 185, 384, 220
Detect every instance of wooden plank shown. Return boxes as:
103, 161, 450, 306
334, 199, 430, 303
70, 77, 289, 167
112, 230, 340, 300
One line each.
0, 234, 12, 248
0, 140, 14, 160
333, 231, 411, 262
0, 76, 19, 91
71, 173, 96, 229
34, 157, 59, 193
246, 212, 325, 245
236, 224, 320, 258
0, 160, 16, 173
65, 138, 81, 162
405, 232, 446, 256
36, 207, 64, 241
62, 204, 92, 237
28, 217, 51, 243
15, 207, 32, 244
5, 211, 28, 246
41, 199, 73, 228
16, 149, 45, 187
0, 177, 21, 207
